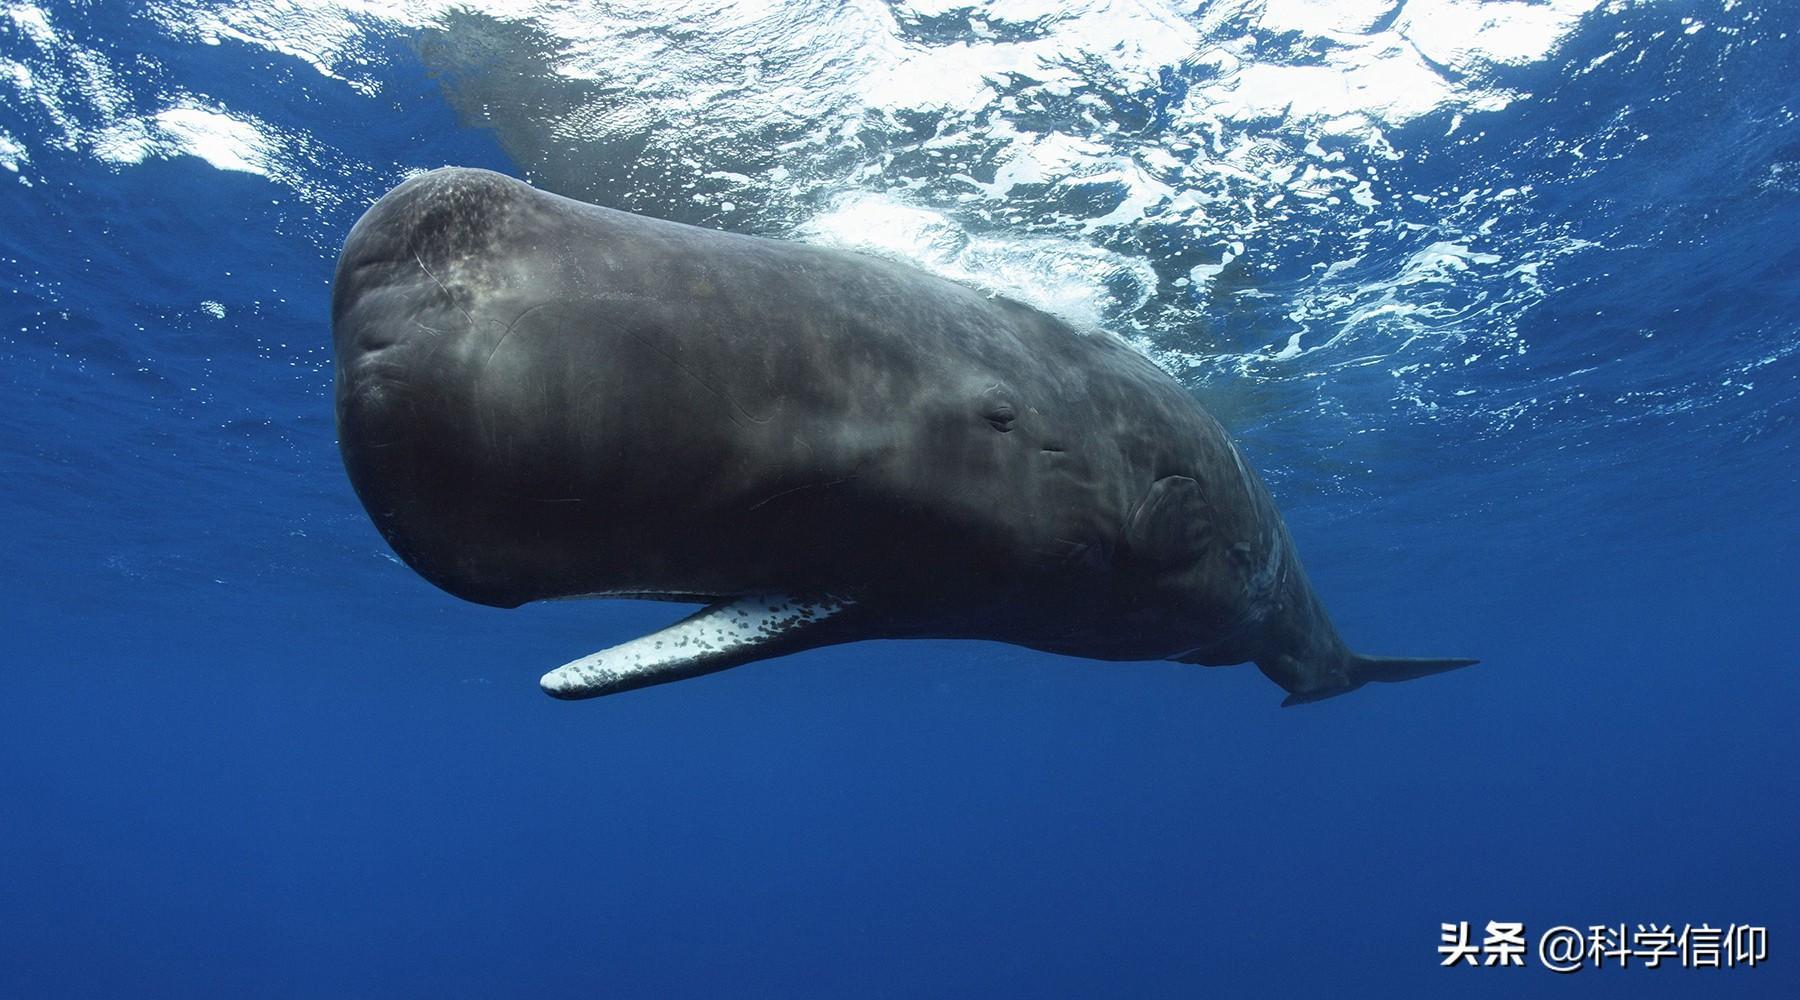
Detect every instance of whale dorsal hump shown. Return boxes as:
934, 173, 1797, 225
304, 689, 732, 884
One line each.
1124, 475, 1212, 569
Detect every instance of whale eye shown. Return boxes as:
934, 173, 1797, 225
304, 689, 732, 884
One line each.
984, 403, 1016, 432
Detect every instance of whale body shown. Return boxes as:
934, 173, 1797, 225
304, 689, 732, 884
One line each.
332, 167, 1475, 704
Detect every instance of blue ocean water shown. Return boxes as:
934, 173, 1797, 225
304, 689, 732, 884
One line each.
1, 1, 1795, 996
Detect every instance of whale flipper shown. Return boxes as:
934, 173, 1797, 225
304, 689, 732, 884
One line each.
539, 595, 857, 700
1274, 653, 1481, 707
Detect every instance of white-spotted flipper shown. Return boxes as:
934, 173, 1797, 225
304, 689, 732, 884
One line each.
539, 594, 856, 699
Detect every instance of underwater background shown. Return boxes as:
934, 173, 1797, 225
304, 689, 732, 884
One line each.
1, 0, 1795, 996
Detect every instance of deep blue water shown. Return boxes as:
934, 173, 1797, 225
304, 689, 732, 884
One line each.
2, 1, 1796, 997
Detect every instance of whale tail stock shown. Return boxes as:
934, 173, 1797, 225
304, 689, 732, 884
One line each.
1263, 651, 1481, 707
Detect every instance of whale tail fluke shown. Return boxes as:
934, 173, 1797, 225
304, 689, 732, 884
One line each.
1270, 652, 1480, 707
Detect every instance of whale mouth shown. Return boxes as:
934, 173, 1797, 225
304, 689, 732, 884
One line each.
538, 594, 856, 699
541, 589, 737, 604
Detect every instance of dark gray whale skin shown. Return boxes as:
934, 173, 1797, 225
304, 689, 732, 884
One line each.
333, 167, 1474, 704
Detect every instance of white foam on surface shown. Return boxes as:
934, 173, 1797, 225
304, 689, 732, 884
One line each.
94, 106, 283, 176
0, 1, 347, 205
0, 130, 24, 171
798, 190, 1156, 330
